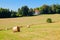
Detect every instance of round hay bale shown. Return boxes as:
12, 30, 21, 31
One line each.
27, 25, 30, 28
12, 26, 20, 32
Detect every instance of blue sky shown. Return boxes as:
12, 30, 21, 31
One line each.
0, 0, 60, 11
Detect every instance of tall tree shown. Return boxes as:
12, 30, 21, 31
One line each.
39, 4, 50, 14
28, 8, 34, 16
11, 10, 17, 17
17, 8, 22, 16
21, 6, 29, 16
51, 4, 57, 13
0, 8, 11, 18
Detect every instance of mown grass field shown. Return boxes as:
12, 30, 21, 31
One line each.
0, 14, 60, 40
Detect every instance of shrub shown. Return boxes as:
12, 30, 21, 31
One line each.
47, 18, 52, 23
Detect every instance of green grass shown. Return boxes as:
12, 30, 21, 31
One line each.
0, 14, 60, 40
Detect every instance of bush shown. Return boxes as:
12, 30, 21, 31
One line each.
47, 18, 52, 23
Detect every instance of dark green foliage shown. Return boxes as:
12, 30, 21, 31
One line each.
39, 4, 60, 14
0, 8, 11, 18
18, 6, 34, 16
51, 5, 56, 13
28, 8, 34, 16
0, 8, 18, 18
21, 6, 29, 16
10, 10, 17, 17
17, 8, 22, 17
39, 4, 50, 14
56, 9, 60, 13
47, 18, 52, 23
0, 4, 60, 18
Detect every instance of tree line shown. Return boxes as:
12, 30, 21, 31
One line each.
0, 4, 60, 18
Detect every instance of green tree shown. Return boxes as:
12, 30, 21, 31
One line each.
21, 6, 29, 16
51, 4, 57, 13
56, 4, 60, 13
39, 4, 50, 14
0, 8, 11, 18
17, 8, 22, 17
11, 10, 17, 17
56, 9, 60, 13
28, 8, 34, 16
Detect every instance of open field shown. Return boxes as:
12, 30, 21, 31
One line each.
0, 14, 60, 40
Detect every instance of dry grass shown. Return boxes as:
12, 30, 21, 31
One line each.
0, 14, 60, 40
